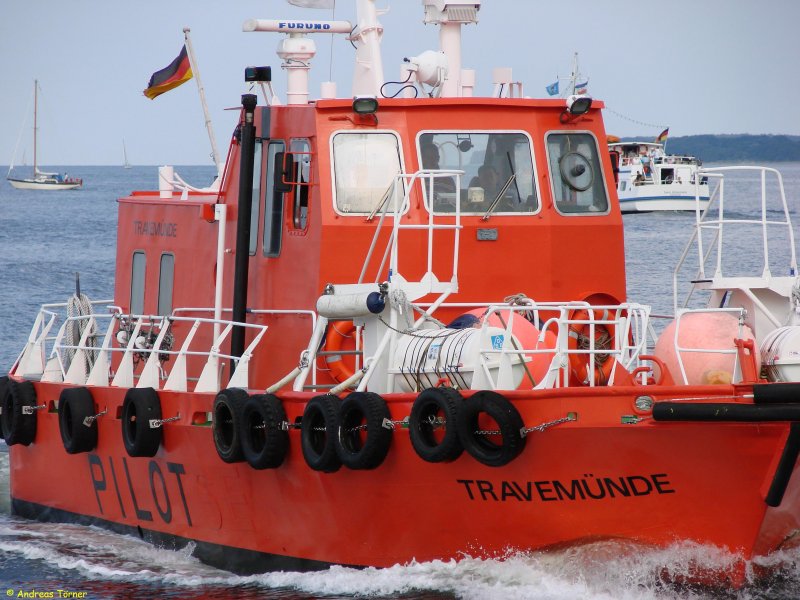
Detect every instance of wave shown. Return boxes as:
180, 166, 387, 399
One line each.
0, 515, 797, 599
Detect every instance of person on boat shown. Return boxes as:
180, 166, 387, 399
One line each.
420, 143, 457, 210
469, 164, 501, 200
634, 172, 645, 185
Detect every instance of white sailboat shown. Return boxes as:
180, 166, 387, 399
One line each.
7, 80, 83, 190
123, 139, 132, 169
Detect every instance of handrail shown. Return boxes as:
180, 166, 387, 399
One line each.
672, 166, 796, 314
15, 306, 270, 393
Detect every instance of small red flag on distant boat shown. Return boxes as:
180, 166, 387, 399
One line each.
655, 128, 669, 143
143, 45, 193, 99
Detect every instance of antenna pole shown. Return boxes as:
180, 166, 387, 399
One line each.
570, 52, 578, 96
183, 28, 223, 179
33, 80, 38, 175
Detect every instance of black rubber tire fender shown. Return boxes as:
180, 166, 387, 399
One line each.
241, 394, 289, 470
2, 379, 37, 446
409, 387, 464, 463
336, 391, 392, 470
457, 390, 526, 467
58, 387, 98, 454
121, 387, 162, 458
212, 388, 249, 463
301, 395, 342, 473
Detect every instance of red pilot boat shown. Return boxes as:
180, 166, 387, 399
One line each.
3, 0, 800, 586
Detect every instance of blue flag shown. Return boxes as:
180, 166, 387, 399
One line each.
545, 81, 559, 96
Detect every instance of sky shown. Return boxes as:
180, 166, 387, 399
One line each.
1, 0, 798, 167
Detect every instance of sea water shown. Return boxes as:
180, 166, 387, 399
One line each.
0, 164, 798, 599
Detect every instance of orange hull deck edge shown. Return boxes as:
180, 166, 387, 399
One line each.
4, 2, 800, 587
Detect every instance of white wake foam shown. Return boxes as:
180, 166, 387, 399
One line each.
0, 516, 797, 599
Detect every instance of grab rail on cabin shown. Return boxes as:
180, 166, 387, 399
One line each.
359, 169, 464, 300
13, 305, 269, 393
673, 166, 797, 314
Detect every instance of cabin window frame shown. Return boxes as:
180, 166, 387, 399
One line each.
157, 252, 175, 316
263, 139, 286, 257
545, 130, 611, 216
415, 129, 541, 216
329, 129, 408, 217
130, 250, 146, 315
248, 138, 265, 255
289, 138, 311, 231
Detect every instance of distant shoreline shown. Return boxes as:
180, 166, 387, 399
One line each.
3, 135, 800, 167
622, 134, 800, 162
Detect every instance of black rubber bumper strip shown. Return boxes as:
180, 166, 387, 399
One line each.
653, 402, 800, 507
653, 402, 800, 422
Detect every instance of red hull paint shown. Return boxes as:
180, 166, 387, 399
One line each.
9, 380, 799, 571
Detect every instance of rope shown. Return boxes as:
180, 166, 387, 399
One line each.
603, 107, 668, 130
65, 292, 95, 373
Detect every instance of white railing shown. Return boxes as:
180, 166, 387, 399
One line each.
673, 166, 797, 312
13, 305, 270, 393
670, 307, 748, 385
359, 169, 464, 298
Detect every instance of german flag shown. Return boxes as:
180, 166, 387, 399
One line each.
655, 128, 669, 143
143, 45, 193, 99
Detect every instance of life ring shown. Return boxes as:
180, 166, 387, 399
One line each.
121, 387, 162, 458
409, 387, 464, 463
301, 394, 342, 472
456, 391, 525, 467
324, 322, 358, 383
336, 391, 392, 470
568, 308, 616, 386
241, 393, 289, 470
58, 387, 97, 454
212, 387, 249, 463
1, 378, 37, 446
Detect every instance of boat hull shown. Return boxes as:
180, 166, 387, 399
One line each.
618, 183, 710, 214
8, 380, 800, 575
7, 177, 82, 191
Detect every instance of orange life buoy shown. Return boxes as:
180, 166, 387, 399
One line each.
567, 308, 616, 386
324, 322, 358, 383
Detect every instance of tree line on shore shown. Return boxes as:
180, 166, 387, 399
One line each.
624, 134, 800, 162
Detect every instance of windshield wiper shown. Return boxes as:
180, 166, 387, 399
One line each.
367, 179, 396, 221
481, 173, 516, 221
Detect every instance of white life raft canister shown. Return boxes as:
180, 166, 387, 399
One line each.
390, 326, 526, 392
761, 325, 800, 382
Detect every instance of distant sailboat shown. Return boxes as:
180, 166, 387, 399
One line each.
123, 139, 132, 169
7, 80, 83, 190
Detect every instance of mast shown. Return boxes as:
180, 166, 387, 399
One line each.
569, 52, 578, 96
33, 79, 38, 176
183, 28, 223, 179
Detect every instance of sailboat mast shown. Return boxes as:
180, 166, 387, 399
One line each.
33, 80, 38, 175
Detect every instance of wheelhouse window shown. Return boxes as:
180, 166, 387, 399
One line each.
130, 251, 146, 314
546, 133, 609, 214
157, 253, 175, 315
248, 139, 264, 255
263, 140, 285, 257
418, 132, 538, 214
291, 139, 310, 230
332, 132, 403, 214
